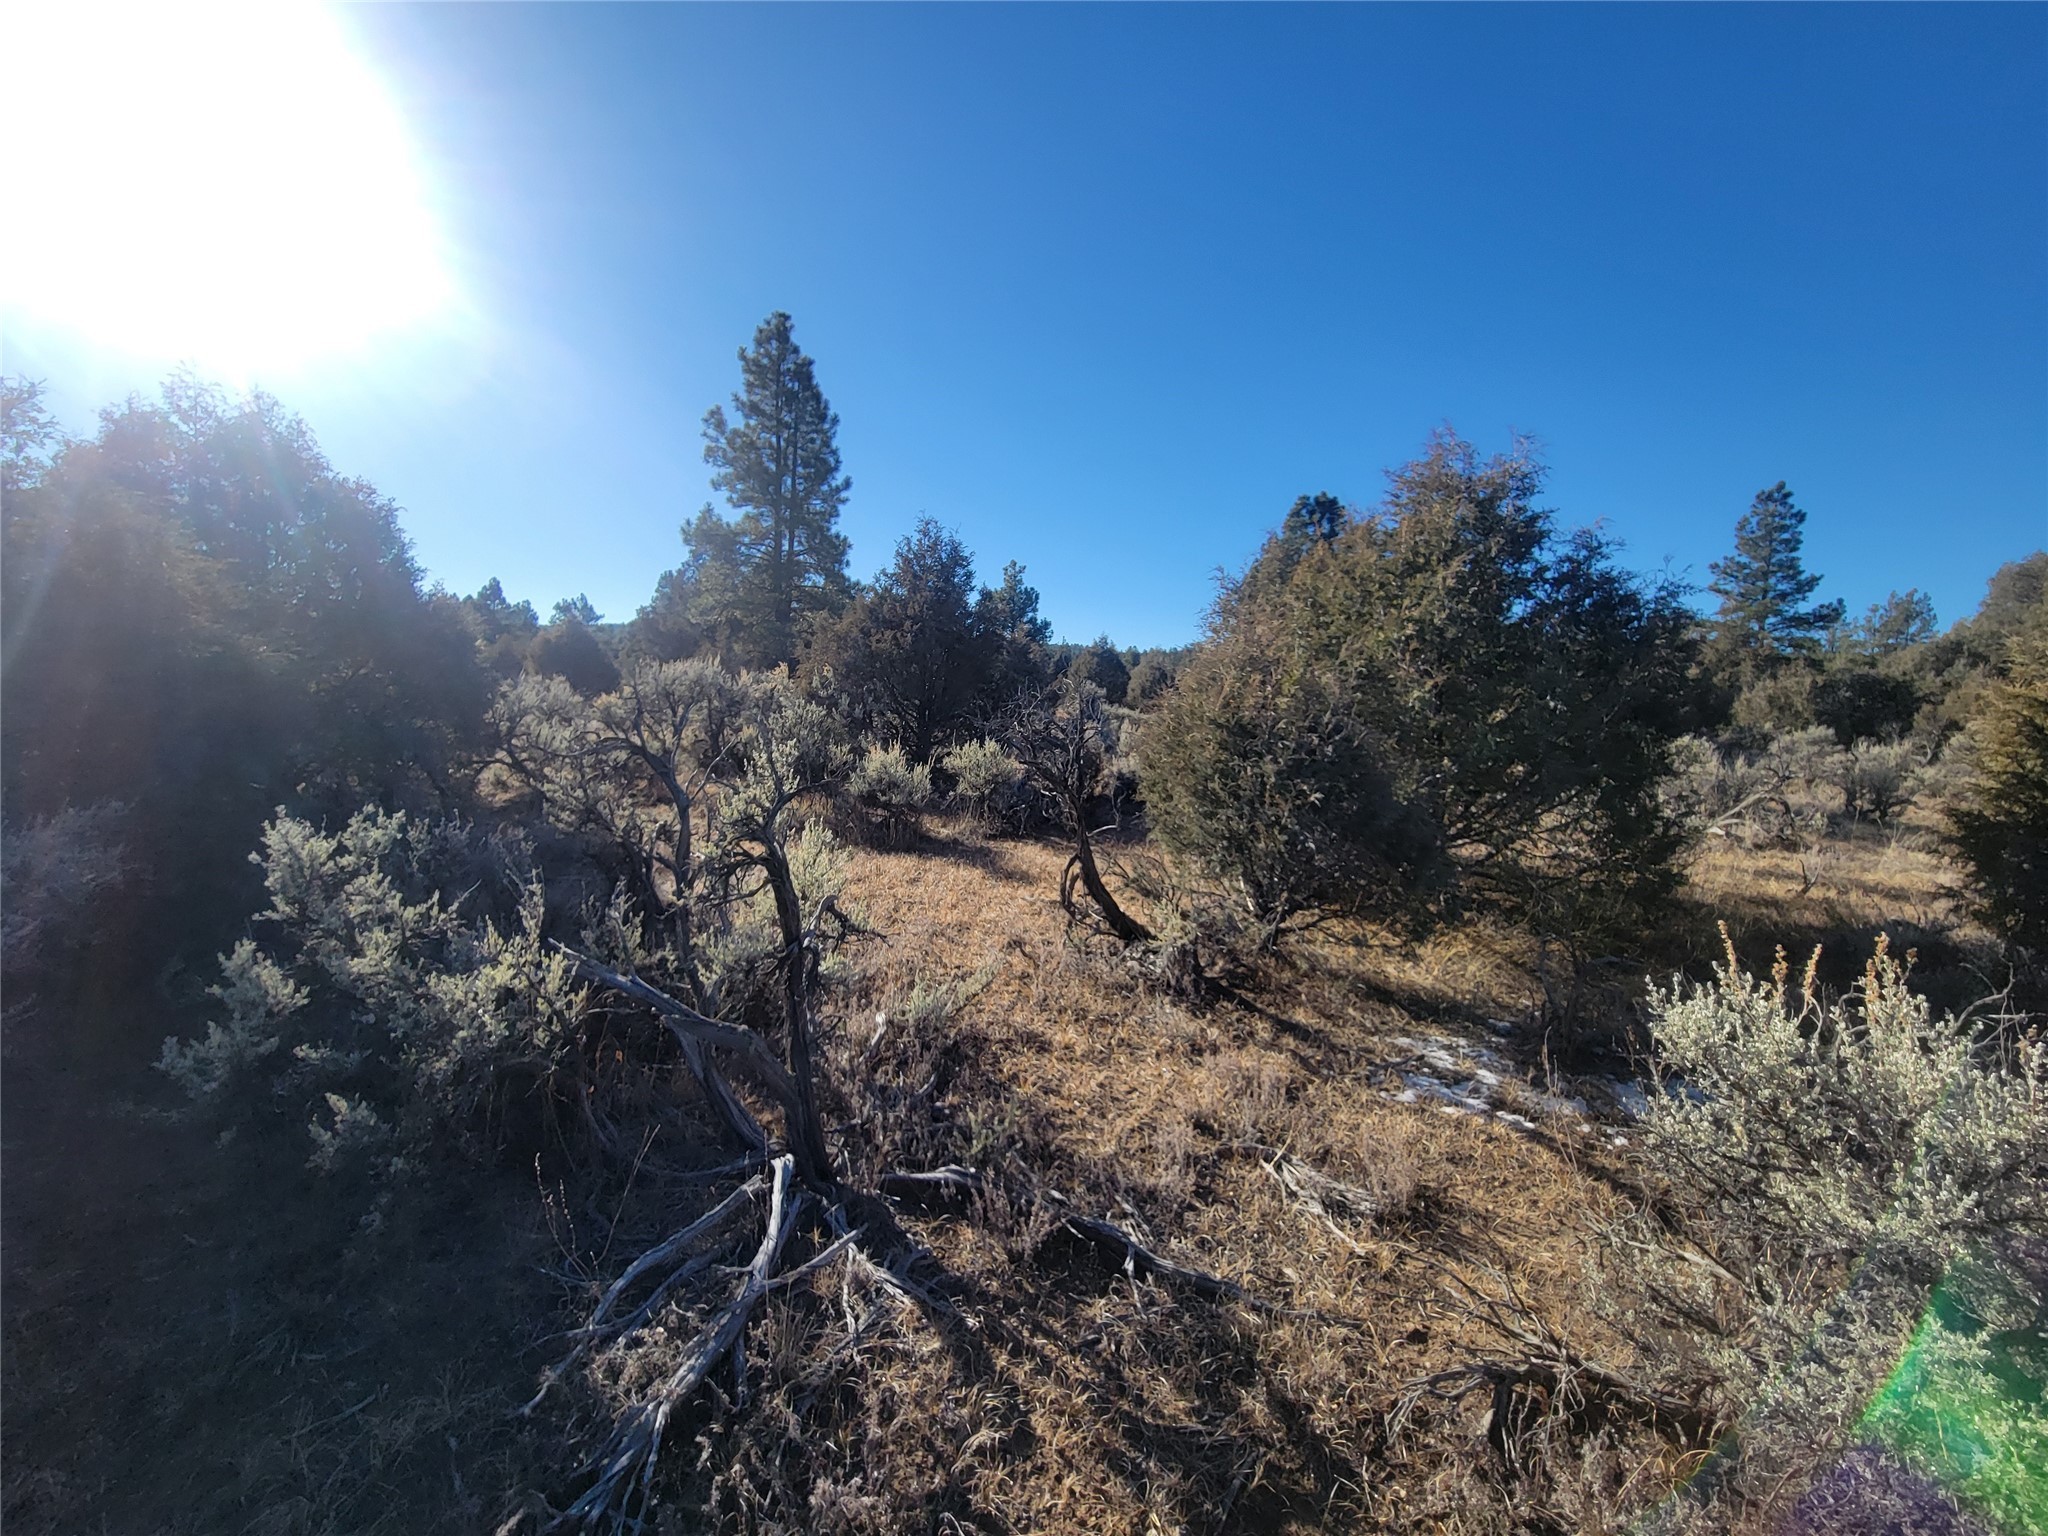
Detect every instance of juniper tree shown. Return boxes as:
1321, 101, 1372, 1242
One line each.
810, 519, 993, 760
1949, 617, 2048, 951
1143, 432, 1695, 948
973, 559, 1054, 703
691, 312, 853, 668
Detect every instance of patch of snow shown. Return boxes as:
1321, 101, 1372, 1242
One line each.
1605, 1081, 1652, 1121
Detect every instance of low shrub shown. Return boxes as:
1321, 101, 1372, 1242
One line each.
940, 738, 1024, 833
845, 743, 933, 848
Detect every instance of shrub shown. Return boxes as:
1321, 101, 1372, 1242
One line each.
0, 801, 131, 1007
940, 738, 1023, 832
846, 742, 933, 848
157, 807, 595, 1166
1815, 666, 1920, 746
1836, 738, 1922, 821
699, 818, 853, 1028
1601, 935, 2046, 1521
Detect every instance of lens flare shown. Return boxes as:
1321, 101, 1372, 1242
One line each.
4, 3, 456, 376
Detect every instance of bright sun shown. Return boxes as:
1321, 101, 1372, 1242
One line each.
5, 4, 456, 376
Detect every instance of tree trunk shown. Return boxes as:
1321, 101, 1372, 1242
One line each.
761, 839, 834, 1181
1068, 796, 1152, 943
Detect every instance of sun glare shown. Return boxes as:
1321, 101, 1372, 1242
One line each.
5, 4, 456, 377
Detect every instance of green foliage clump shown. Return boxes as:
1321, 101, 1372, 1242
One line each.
941, 739, 1024, 832
1814, 666, 1921, 747
846, 742, 934, 848
1063, 635, 1130, 705
158, 806, 592, 1168
1143, 431, 1696, 946
811, 520, 1001, 761
1948, 622, 2048, 952
528, 615, 620, 698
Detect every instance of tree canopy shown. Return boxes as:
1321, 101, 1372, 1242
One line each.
683, 312, 854, 669
1143, 431, 1698, 943
1709, 481, 1844, 665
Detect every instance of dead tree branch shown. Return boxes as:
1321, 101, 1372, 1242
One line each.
558, 1155, 803, 1533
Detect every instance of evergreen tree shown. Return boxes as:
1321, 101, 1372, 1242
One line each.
691, 312, 852, 668
1143, 431, 1696, 944
972, 559, 1053, 702
550, 593, 602, 627
810, 520, 992, 761
1708, 482, 1844, 664
1833, 588, 1937, 662
1065, 636, 1130, 704
1949, 615, 2048, 950
460, 578, 541, 678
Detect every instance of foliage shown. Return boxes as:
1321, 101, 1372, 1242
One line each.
1889, 554, 2045, 742
1125, 647, 1189, 707
2, 375, 62, 495
1708, 480, 1845, 665
156, 807, 599, 1166
1814, 666, 1920, 746
460, 577, 541, 678
1062, 635, 1131, 705
528, 616, 621, 698
973, 559, 1055, 702
684, 312, 854, 669
697, 817, 853, 1030
1948, 619, 2048, 950
155, 937, 307, 1100
1, 373, 490, 975
1833, 589, 1939, 663
811, 520, 992, 760
846, 742, 934, 847
941, 738, 1024, 831
1837, 738, 1922, 821
1602, 936, 2047, 1519
0, 802, 131, 1002
1144, 430, 1697, 945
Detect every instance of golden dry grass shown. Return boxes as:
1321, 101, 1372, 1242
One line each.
5, 803, 1982, 1535
677, 830, 1652, 1535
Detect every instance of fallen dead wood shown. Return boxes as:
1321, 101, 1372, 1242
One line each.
552, 943, 790, 1165
559, 1155, 804, 1532
879, 1162, 1381, 1319
1220, 1142, 1385, 1250
1389, 1253, 1717, 1465
519, 1174, 767, 1419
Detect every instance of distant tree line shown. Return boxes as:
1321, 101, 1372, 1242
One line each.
4, 311, 2044, 1009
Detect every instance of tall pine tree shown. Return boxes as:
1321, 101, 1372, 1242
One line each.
689, 312, 852, 669
1708, 481, 1844, 665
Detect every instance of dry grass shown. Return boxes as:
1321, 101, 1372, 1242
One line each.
5, 798, 1992, 1534
637, 832, 1654, 1534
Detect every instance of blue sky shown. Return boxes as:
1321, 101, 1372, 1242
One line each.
7, 3, 2044, 647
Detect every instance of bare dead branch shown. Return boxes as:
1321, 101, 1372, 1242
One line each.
558, 1155, 803, 1533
